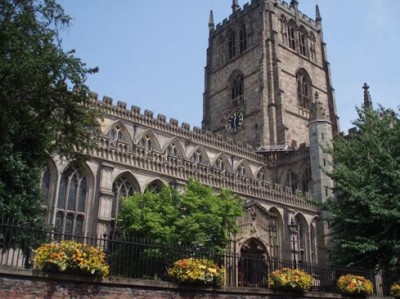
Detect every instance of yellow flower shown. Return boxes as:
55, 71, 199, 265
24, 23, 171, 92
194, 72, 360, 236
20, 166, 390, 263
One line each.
33, 241, 109, 278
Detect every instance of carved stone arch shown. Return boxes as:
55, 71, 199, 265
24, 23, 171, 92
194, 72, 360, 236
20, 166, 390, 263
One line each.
294, 212, 310, 264
212, 152, 233, 173
145, 178, 167, 193
189, 145, 211, 166
106, 120, 132, 144
239, 201, 275, 252
136, 128, 161, 152
238, 237, 269, 287
235, 159, 253, 178
163, 137, 186, 160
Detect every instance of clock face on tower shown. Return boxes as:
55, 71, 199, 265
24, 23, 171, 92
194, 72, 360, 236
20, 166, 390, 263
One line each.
226, 110, 244, 133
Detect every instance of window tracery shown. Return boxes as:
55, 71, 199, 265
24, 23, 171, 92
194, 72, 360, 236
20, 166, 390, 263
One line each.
288, 21, 296, 50
228, 31, 236, 59
231, 73, 244, 107
55, 165, 87, 237
299, 27, 308, 57
280, 16, 288, 45
239, 24, 247, 53
112, 176, 134, 219
297, 70, 312, 110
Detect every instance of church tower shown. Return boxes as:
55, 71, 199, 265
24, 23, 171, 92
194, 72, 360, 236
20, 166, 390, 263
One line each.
203, 0, 338, 150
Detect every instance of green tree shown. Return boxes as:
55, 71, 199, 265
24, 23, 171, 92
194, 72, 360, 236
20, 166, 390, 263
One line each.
0, 0, 99, 224
118, 180, 243, 252
325, 105, 400, 272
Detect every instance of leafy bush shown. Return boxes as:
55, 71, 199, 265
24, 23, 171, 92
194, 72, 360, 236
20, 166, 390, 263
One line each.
336, 274, 373, 297
168, 258, 224, 287
269, 268, 313, 294
390, 281, 400, 299
34, 241, 109, 277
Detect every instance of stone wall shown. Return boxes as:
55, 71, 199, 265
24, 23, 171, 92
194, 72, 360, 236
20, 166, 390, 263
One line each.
0, 267, 343, 299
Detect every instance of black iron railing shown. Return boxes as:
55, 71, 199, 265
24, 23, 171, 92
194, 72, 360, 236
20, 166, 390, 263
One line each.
0, 219, 380, 294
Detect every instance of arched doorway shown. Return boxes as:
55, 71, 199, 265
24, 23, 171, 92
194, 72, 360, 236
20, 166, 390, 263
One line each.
238, 238, 268, 287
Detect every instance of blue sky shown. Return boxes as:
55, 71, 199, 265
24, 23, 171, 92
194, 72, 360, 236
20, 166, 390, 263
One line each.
60, 0, 400, 133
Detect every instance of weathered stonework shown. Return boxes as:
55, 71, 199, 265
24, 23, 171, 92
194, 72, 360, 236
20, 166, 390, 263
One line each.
41, 0, 338, 268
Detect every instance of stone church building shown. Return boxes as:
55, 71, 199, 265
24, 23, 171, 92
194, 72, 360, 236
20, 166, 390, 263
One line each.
41, 0, 338, 267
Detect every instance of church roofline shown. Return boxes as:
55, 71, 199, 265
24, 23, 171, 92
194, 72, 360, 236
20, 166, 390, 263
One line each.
90, 92, 264, 162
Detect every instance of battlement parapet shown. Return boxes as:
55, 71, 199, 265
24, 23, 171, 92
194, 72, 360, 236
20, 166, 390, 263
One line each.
274, 0, 316, 27
92, 94, 261, 162
212, 0, 317, 36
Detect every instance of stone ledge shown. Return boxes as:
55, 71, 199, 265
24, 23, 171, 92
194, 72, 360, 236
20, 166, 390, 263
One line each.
0, 266, 344, 298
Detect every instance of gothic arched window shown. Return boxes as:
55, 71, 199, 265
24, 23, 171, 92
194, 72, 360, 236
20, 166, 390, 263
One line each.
112, 176, 134, 219
286, 169, 298, 193
280, 16, 288, 45
288, 20, 296, 50
309, 32, 316, 61
228, 31, 236, 59
146, 180, 164, 193
239, 24, 247, 53
296, 70, 312, 110
56, 165, 87, 237
231, 73, 244, 107
299, 27, 308, 57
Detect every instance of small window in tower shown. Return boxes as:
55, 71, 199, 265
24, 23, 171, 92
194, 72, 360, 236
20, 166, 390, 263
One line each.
228, 31, 236, 59
309, 32, 316, 61
288, 21, 296, 50
231, 73, 244, 106
299, 28, 308, 57
239, 24, 247, 54
280, 16, 288, 45
296, 70, 312, 110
